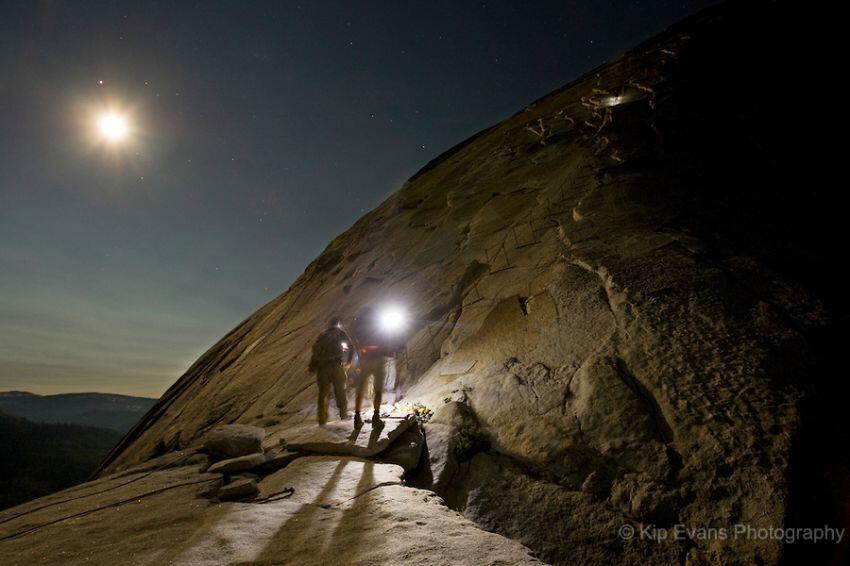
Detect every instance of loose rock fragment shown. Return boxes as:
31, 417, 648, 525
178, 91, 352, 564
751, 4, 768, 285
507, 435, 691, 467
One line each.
202, 425, 265, 459
207, 452, 267, 474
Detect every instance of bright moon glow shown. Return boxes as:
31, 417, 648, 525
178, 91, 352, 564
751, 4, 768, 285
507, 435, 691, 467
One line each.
378, 306, 406, 333
98, 114, 128, 140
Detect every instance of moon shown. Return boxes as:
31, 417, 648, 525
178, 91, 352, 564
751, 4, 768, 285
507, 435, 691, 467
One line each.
98, 114, 128, 141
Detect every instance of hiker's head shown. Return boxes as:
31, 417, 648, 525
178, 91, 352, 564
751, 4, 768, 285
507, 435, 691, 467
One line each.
328, 315, 343, 328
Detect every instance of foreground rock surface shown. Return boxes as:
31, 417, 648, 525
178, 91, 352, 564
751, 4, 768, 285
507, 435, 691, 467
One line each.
256, 455, 405, 504
0, 459, 540, 565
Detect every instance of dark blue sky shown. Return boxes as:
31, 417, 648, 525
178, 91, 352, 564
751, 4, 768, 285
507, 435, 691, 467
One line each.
0, 0, 716, 396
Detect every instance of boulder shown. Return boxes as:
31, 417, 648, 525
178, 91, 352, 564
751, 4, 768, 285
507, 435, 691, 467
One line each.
430, 401, 475, 429
417, 422, 460, 496
381, 422, 424, 471
414, 402, 479, 494
259, 449, 302, 472
231, 472, 260, 482
207, 452, 267, 474
280, 415, 414, 458
202, 424, 265, 459
217, 477, 258, 501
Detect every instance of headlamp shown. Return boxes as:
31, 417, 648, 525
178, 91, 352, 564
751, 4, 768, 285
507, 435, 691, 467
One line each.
378, 306, 406, 333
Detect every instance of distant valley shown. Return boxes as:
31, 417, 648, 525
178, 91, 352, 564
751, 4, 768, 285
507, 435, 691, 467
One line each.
0, 391, 157, 510
0, 391, 156, 433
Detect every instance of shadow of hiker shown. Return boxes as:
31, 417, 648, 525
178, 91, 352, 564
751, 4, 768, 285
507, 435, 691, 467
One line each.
250, 458, 379, 565
328, 461, 375, 565
172, 459, 353, 566
367, 423, 383, 450
348, 422, 363, 444
347, 419, 381, 449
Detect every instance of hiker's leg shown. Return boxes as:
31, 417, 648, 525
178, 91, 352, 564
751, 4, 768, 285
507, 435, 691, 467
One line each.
316, 370, 330, 425
332, 364, 348, 419
372, 358, 386, 415
355, 364, 369, 415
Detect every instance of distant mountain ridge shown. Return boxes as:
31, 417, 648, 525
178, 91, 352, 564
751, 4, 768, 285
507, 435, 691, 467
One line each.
0, 391, 157, 433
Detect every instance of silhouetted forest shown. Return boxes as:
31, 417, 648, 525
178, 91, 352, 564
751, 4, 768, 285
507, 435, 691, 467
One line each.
0, 411, 121, 510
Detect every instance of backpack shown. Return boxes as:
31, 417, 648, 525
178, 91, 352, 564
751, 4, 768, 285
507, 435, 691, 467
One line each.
353, 319, 394, 358
311, 328, 346, 363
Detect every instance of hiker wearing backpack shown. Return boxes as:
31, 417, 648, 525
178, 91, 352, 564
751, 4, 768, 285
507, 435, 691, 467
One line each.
351, 307, 395, 429
308, 316, 355, 425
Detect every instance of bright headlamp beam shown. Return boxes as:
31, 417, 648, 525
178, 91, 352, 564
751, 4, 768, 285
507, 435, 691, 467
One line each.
378, 306, 406, 333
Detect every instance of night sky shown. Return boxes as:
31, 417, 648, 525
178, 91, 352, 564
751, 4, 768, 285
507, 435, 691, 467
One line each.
0, 1, 716, 397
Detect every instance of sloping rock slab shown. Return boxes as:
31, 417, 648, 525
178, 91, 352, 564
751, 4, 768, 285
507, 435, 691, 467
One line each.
108, 449, 203, 478
0, 466, 219, 541
202, 424, 265, 459
0, 465, 540, 566
283, 415, 414, 458
257, 455, 404, 505
207, 452, 266, 474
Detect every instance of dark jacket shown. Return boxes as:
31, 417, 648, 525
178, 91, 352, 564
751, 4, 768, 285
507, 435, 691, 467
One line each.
308, 326, 354, 372
352, 317, 394, 360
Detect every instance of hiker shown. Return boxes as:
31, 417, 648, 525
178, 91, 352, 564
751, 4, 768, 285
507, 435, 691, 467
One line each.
308, 316, 355, 425
351, 307, 394, 429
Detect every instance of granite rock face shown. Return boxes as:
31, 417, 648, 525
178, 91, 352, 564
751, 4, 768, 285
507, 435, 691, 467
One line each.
5, 1, 845, 564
